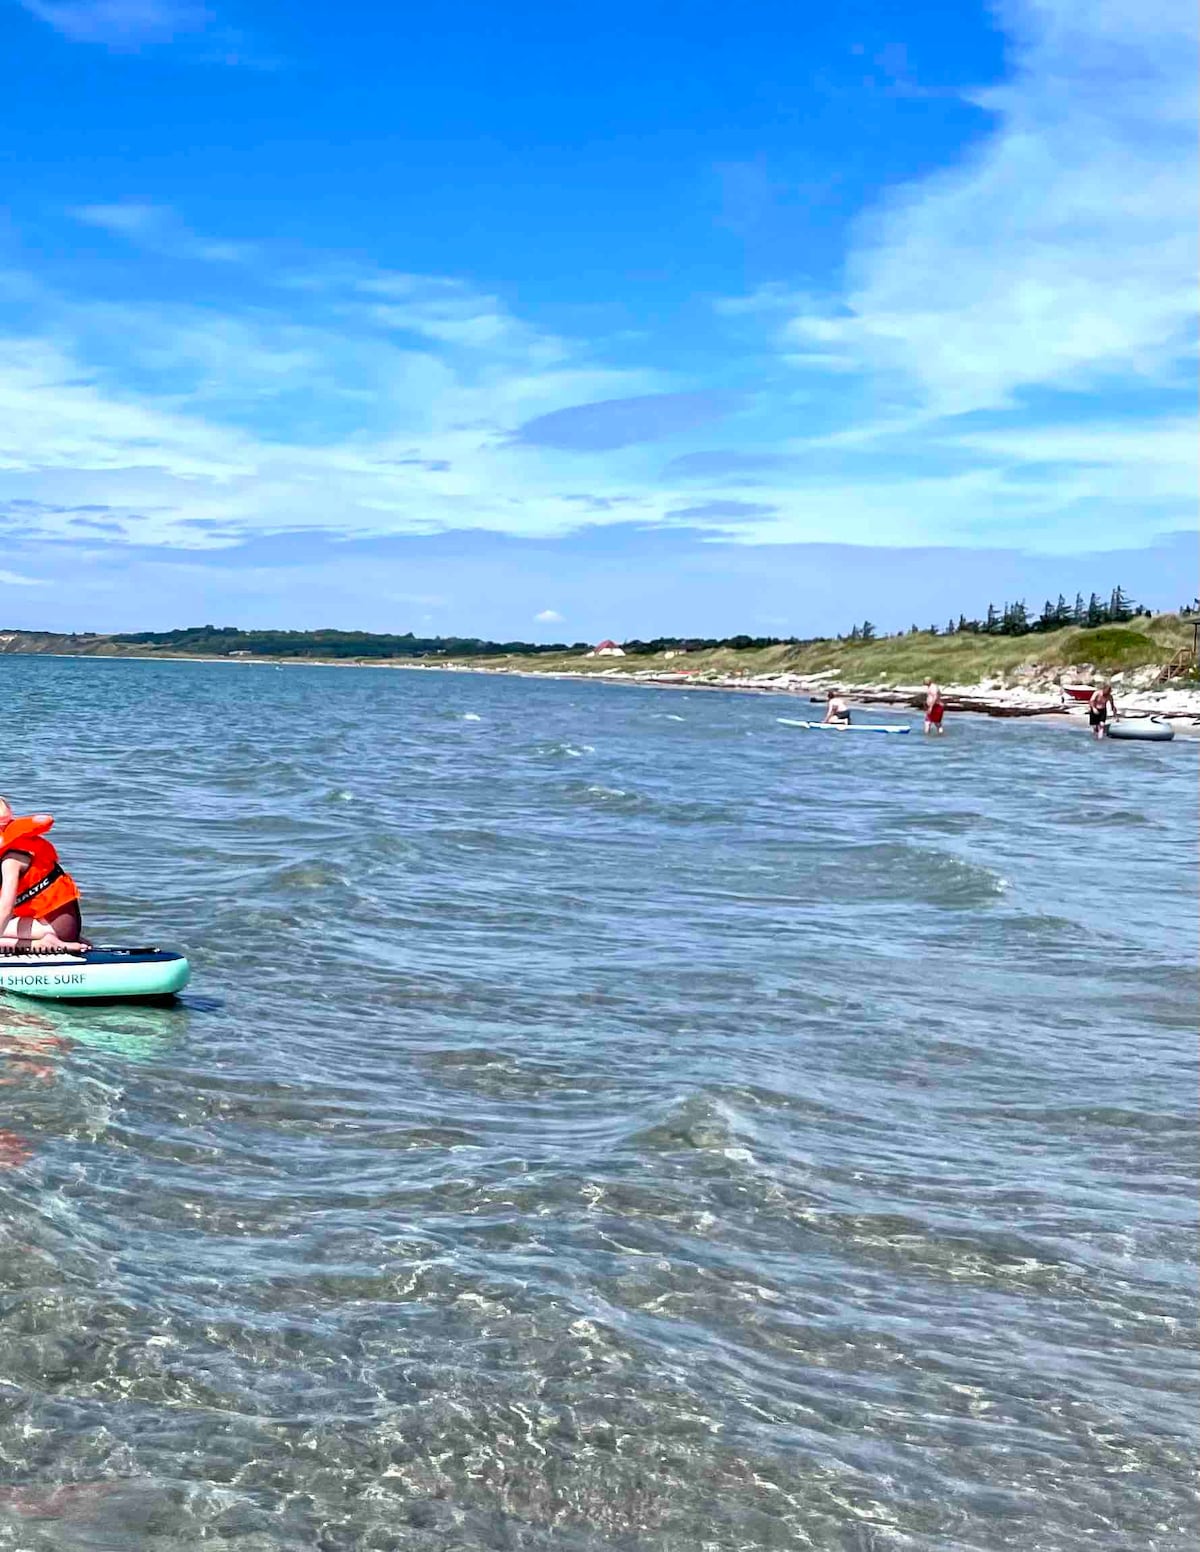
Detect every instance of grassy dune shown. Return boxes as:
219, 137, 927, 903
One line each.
452, 614, 1195, 686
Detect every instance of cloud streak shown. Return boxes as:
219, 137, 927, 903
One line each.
21, 0, 211, 48
769, 0, 1197, 415
514, 393, 736, 452
72, 204, 257, 263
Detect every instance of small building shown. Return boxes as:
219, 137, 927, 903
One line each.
587, 639, 626, 658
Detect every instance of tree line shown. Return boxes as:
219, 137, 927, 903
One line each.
110, 625, 804, 658
619, 634, 799, 655
106, 585, 1161, 662
111, 626, 593, 659
844, 586, 1148, 643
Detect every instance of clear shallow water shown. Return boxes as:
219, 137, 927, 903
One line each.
0, 656, 1196, 1551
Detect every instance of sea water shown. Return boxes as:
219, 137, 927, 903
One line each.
0, 656, 1196, 1550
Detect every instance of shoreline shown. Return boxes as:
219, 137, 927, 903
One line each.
390, 659, 1200, 732
11, 649, 1199, 734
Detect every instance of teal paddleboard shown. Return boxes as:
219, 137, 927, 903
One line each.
0, 947, 190, 1002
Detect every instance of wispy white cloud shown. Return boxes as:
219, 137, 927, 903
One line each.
21, 0, 210, 48
21, 0, 274, 65
534, 608, 564, 623
0, 214, 1191, 558
72, 204, 257, 264
0, 567, 47, 586
0, 251, 672, 550
762, 0, 1198, 415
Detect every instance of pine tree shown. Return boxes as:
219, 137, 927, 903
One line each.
1109, 585, 1135, 622
1073, 593, 1085, 624
947, 618, 956, 635
860, 620, 876, 642
1039, 599, 1056, 630
958, 613, 971, 634
848, 624, 861, 642
1086, 592, 1104, 626
1008, 600, 1029, 635
928, 623, 939, 636
985, 603, 999, 634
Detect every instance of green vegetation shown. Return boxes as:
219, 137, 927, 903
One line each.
1038, 626, 1165, 673
2, 602, 1192, 690
109, 625, 592, 659
452, 613, 1194, 687
932, 586, 1146, 639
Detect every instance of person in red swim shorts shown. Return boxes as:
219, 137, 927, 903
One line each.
923, 678, 946, 735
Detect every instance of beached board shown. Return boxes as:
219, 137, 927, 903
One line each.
0, 947, 190, 1002
778, 718, 910, 736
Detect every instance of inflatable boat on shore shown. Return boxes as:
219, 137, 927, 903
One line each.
0, 947, 190, 1002
1106, 717, 1175, 743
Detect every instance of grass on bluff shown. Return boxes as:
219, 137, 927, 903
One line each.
455, 614, 1192, 686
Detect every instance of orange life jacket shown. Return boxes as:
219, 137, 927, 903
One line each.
0, 814, 81, 919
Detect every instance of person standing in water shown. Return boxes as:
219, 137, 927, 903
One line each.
822, 688, 851, 726
923, 678, 946, 735
1088, 681, 1116, 739
0, 800, 89, 952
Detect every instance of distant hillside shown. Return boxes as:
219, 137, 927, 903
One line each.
449, 613, 1198, 686
0, 626, 589, 660
0, 613, 1194, 685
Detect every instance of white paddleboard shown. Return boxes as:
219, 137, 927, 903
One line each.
778, 718, 910, 736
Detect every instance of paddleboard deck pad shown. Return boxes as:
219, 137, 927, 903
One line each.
778, 718, 910, 735
0, 947, 190, 1002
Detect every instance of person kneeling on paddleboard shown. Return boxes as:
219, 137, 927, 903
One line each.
823, 688, 851, 726
0, 800, 90, 953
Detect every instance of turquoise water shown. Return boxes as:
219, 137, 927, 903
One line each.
1, 656, 1196, 1550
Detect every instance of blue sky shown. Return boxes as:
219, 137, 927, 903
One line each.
1, 0, 1195, 639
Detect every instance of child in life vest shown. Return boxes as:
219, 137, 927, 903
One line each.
0, 799, 89, 953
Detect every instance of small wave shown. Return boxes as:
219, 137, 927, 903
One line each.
535, 741, 594, 759
888, 810, 984, 835
430, 826, 515, 852
269, 862, 346, 890
820, 843, 1007, 908
461, 712, 482, 722
1055, 807, 1154, 829
557, 782, 647, 815
625, 1093, 758, 1166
